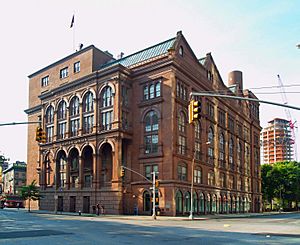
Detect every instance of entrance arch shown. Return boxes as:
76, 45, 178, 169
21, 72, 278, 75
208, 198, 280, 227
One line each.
82, 145, 93, 188
100, 143, 113, 185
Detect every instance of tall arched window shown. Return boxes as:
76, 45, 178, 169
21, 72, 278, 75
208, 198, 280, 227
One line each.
102, 86, 113, 107
83, 92, 94, 134
83, 91, 93, 112
45, 105, 54, 142
219, 133, 225, 167
101, 86, 113, 131
208, 127, 214, 164
144, 111, 159, 154
195, 121, 202, 160
69, 96, 80, 137
57, 101, 67, 140
229, 138, 234, 170
178, 112, 187, 155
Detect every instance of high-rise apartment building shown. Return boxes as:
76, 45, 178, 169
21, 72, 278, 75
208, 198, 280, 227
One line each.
25, 31, 261, 215
261, 118, 294, 164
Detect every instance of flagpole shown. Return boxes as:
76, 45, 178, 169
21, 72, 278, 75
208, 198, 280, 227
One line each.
73, 12, 75, 52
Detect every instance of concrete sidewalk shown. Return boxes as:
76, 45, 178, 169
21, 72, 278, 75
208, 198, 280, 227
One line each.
9, 208, 297, 221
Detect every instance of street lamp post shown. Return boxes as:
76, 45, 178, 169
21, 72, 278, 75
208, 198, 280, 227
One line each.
152, 171, 157, 220
189, 153, 195, 220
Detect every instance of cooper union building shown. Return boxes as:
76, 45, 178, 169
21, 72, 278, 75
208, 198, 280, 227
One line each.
25, 31, 262, 216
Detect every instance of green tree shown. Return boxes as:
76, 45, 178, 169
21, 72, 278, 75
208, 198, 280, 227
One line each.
261, 164, 276, 210
262, 161, 300, 211
20, 180, 42, 212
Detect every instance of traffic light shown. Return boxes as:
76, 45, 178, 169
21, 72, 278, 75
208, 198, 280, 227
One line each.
41, 130, 46, 143
155, 180, 160, 188
36, 127, 46, 143
35, 127, 43, 142
120, 166, 125, 177
188, 99, 201, 123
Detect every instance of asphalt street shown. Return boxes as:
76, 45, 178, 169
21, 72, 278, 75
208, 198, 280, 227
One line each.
0, 209, 299, 244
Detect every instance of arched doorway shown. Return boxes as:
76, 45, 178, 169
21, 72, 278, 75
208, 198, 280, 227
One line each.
100, 143, 113, 185
199, 192, 205, 214
206, 194, 211, 214
193, 192, 198, 214
69, 148, 79, 188
56, 150, 67, 188
175, 190, 183, 215
212, 194, 217, 213
184, 192, 191, 214
44, 152, 54, 188
82, 145, 93, 188
143, 191, 151, 213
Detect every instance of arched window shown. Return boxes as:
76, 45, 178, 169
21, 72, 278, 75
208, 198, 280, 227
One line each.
100, 87, 113, 131
195, 121, 202, 160
144, 111, 159, 154
45, 106, 54, 142
229, 138, 234, 170
57, 101, 67, 140
69, 96, 80, 137
45, 106, 54, 124
219, 133, 225, 167
83, 92, 94, 134
70, 96, 79, 116
208, 127, 214, 164
102, 86, 113, 107
83, 91, 93, 112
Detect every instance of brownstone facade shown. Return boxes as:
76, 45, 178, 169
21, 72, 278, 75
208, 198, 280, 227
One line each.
25, 31, 261, 215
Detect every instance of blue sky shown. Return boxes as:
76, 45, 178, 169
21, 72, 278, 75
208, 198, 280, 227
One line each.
0, 0, 299, 162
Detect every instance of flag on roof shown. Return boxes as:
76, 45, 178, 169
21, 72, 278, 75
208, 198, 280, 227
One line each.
70, 14, 74, 28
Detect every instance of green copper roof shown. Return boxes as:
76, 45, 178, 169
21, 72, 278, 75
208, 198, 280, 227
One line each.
101, 37, 176, 69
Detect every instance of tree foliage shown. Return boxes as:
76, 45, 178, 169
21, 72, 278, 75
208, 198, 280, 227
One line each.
20, 180, 42, 212
261, 161, 300, 210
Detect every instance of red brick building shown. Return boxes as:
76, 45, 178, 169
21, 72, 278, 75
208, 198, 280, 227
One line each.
25, 31, 261, 215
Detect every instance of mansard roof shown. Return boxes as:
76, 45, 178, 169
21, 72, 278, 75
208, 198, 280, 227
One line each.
100, 37, 176, 69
